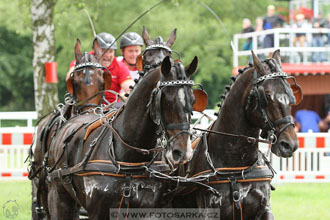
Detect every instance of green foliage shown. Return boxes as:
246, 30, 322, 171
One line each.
0, 27, 34, 111
1, 0, 279, 110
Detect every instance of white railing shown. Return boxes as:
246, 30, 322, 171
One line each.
270, 148, 330, 183
0, 145, 30, 178
0, 127, 34, 179
233, 28, 330, 67
0, 111, 37, 128
260, 132, 330, 183
191, 109, 217, 128
1, 111, 330, 182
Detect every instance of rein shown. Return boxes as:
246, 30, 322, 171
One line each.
108, 124, 164, 155
106, 79, 196, 156
73, 90, 105, 111
193, 127, 273, 145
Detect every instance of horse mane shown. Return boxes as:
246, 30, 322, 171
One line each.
215, 58, 277, 117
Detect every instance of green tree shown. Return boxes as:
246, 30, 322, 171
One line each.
31, 0, 59, 119
0, 0, 276, 111
0, 27, 34, 111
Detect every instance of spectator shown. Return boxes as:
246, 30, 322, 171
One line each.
292, 13, 308, 47
312, 13, 325, 62
241, 18, 255, 51
325, 14, 330, 45
66, 32, 133, 105
256, 17, 265, 48
319, 111, 330, 132
255, 17, 266, 59
320, 94, 330, 132
262, 5, 285, 48
295, 109, 322, 133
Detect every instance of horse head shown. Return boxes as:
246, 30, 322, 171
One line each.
66, 39, 111, 113
148, 56, 202, 166
245, 50, 302, 157
136, 26, 176, 72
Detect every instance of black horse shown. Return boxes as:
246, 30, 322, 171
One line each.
172, 50, 302, 220
29, 39, 111, 220
45, 52, 203, 219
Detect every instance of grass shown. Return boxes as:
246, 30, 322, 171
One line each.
271, 183, 330, 220
0, 181, 329, 219
0, 120, 37, 128
0, 180, 31, 220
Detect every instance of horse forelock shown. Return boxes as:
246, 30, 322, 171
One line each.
154, 36, 164, 45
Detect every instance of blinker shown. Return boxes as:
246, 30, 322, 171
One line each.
193, 89, 208, 112
136, 54, 143, 71
290, 83, 303, 105
286, 77, 303, 105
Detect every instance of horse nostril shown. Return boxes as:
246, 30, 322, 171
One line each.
280, 141, 291, 152
172, 149, 183, 162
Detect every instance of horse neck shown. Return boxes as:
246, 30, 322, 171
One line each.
112, 69, 160, 161
208, 70, 260, 167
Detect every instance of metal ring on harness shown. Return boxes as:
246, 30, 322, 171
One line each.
122, 186, 131, 198
233, 191, 240, 202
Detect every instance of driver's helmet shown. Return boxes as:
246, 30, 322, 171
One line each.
120, 32, 144, 49
93, 32, 117, 49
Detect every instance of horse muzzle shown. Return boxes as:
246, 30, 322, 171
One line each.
271, 134, 298, 157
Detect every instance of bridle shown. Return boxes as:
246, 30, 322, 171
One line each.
142, 43, 172, 72
146, 61, 197, 150
246, 60, 298, 144
70, 53, 110, 113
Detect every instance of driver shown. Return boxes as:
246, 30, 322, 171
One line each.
117, 32, 144, 81
66, 32, 133, 104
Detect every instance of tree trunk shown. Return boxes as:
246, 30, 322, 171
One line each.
31, 0, 58, 119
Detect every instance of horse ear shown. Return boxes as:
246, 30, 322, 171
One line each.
161, 56, 171, 76
75, 39, 82, 64
93, 38, 102, 59
272, 49, 282, 68
66, 77, 74, 95
251, 50, 263, 74
136, 55, 143, 71
103, 71, 112, 91
185, 56, 198, 78
142, 26, 152, 46
166, 28, 177, 48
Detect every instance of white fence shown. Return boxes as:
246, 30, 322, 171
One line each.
266, 133, 330, 183
0, 111, 329, 182
0, 127, 34, 179
0, 111, 37, 128
233, 28, 330, 67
